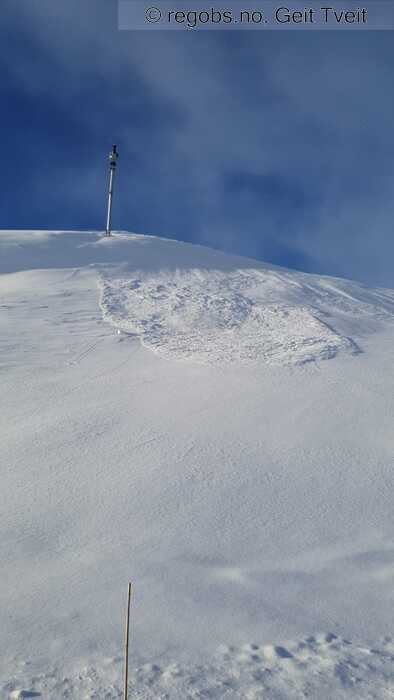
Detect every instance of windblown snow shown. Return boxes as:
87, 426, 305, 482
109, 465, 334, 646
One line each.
100, 271, 355, 365
1, 230, 394, 699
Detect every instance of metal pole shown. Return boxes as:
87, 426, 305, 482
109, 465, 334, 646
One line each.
106, 169, 114, 236
106, 145, 119, 236
123, 582, 132, 700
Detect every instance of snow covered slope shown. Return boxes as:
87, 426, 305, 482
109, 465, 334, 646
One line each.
1, 231, 394, 699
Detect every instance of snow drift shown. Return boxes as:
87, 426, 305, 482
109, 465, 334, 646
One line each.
1, 230, 394, 699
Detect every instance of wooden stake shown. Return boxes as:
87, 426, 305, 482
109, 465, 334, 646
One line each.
124, 582, 132, 700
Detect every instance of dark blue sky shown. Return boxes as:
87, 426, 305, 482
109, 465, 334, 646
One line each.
2, 1, 394, 285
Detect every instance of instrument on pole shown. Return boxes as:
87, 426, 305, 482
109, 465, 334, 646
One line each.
106, 144, 119, 236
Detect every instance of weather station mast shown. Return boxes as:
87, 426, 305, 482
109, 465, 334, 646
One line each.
105, 144, 119, 236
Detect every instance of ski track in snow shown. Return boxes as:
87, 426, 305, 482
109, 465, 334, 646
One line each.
5, 634, 394, 699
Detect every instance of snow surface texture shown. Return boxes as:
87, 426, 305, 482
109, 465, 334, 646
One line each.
1, 231, 394, 699
98, 246, 394, 366
96, 235, 394, 366
100, 272, 355, 366
6, 635, 394, 699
